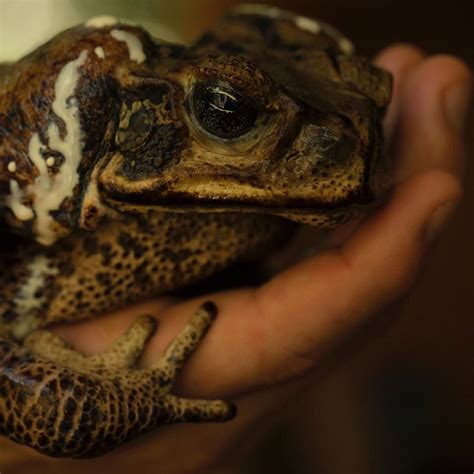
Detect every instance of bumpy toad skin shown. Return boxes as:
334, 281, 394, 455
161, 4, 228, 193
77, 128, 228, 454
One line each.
0, 6, 391, 458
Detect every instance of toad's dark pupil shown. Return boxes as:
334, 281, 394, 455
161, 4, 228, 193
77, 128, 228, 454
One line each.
192, 83, 258, 139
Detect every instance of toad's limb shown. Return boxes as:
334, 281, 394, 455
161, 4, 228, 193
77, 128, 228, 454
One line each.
0, 302, 235, 458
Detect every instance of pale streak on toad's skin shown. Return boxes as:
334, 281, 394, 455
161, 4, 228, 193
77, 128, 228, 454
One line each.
5, 50, 88, 244
7, 161, 16, 173
6, 180, 34, 221
294, 16, 322, 35
11, 255, 59, 340
234, 4, 354, 54
85, 15, 118, 29
30, 50, 88, 245
94, 46, 105, 59
0, 5, 391, 458
46, 157, 56, 167
110, 29, 146, 64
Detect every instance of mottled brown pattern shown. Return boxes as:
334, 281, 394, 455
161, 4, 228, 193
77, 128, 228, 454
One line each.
0, 5, 390, 458
0, 212, 285, 333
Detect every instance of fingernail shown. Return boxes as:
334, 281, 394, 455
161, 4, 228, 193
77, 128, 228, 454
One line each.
425, 201, 458, 243
444, 81, 473, 133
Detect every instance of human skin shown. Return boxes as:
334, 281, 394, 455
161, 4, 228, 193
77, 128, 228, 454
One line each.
0, 45, 471, 473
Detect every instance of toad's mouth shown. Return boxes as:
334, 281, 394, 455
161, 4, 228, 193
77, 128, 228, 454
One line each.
97, 140, 384, 223
99, 162, 377, 216
100, 184, 374, 227
101, 187, 368, 211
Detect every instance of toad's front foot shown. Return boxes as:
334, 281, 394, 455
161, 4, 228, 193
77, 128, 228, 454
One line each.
0, 302, 235, 458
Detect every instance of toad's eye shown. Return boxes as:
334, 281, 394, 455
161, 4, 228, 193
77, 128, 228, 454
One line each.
191, 83, 259, 139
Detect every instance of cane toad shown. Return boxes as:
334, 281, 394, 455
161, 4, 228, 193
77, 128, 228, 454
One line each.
0, 5, 391, 458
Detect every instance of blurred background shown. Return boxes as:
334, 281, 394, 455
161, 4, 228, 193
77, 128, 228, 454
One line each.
0, 1, 472, 473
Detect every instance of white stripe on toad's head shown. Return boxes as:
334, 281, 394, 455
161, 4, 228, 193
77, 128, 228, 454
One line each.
46, 157, 55, 167
18, 50, 89, 245
294, 16, 322, 34
94, 46, 105, 59
85, 15, 118, 28
231, 4, 354, 54
7, 161, 16, 173
338, 38, 355, 54
6, 180, 34, 221
110, 29, 146, 64
233, 4, 284, 18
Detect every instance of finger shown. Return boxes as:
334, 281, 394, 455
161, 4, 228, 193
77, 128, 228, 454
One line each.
374, 44, 426, 141
391, 55, 472, 181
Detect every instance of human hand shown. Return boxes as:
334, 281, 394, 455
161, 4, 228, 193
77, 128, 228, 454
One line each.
3, 45, 471, 474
